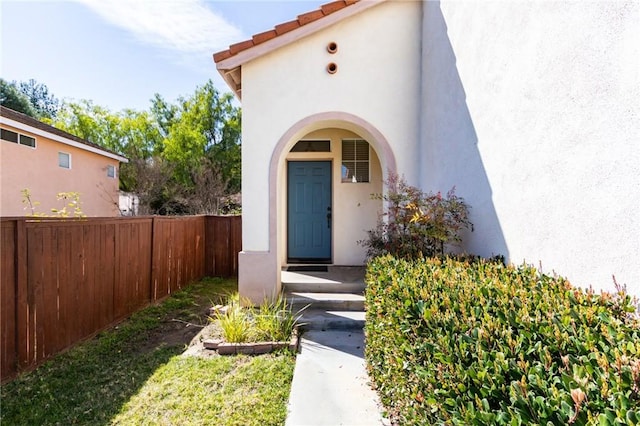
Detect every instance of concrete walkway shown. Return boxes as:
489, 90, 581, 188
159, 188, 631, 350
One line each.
285, 330, 388, 426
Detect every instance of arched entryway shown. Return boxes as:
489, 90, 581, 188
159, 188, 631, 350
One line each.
270, 112, 396, 275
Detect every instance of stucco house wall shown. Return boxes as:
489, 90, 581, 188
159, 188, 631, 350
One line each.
215, 0, 639, 302
420, 1, 640, 295
234, 0, 421, 301
1, 108, 126, 217
241, 0, 420, 251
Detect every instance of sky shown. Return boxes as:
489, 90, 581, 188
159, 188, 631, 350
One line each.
1, 0, 324, 112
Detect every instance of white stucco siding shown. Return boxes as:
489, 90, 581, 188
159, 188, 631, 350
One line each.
241, 0, 422, 252
421, 1, 640, 294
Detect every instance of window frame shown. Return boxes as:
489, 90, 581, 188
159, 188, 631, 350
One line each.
341, 139, 370, 183
290, 139, 332, 153
107, 164, 116, 178
0, 128, 19, 143
19, 134, 36, 148
58, 151, 71, 169
1, 127, 36, 148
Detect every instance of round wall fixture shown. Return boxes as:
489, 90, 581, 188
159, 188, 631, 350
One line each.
327, 62, 338, 74
327, 42, 338, 54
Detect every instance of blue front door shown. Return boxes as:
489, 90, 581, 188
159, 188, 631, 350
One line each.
288, 161, 332, 262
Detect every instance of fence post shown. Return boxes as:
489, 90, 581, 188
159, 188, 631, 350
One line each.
150, 216, 157, 302
15, 219, 28, 369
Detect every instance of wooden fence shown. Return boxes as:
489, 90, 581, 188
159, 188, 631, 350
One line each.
0, 215, 241, 382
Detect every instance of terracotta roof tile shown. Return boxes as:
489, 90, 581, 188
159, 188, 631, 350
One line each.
213, 50, 233, 62
229, 39, 255, 55
274, 19, 301, 36
252, 29, 277, 45
213, 0, 360, 64
321, 0, 348, 15
297, 9, 325, 26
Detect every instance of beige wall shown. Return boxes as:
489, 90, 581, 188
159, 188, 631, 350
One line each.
421, 1, 639, 295
1, 123, 120, 217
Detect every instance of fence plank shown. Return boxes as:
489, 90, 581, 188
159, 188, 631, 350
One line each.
1, 215, 240, 382
1, 220, 17, 379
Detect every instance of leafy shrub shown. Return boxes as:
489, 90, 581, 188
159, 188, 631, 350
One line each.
365, 256, 640, 425
359, 173, 471, 259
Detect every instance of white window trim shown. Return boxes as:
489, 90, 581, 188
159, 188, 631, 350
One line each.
58, 151, 72, 169
1, 127, 37, 149
341, 139, 370, 183
19, 134, 36, 149
107, 164, 116, 178
0, 117, 127, 163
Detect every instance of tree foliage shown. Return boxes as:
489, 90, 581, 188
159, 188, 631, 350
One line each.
1, 78, 37, 117
18, 79, 60, 119
0, 78, 59, 119
49, 80, 241, 215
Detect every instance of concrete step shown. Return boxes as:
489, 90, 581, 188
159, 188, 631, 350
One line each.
281, 267, 366, 294
288, 291, 365, 311
296, 309, 365, 331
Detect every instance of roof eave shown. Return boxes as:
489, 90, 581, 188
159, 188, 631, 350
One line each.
0, 115, 129, 163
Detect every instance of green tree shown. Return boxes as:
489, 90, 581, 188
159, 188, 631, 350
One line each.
18, 79, 60, 119
0, 79, 37, 117
162, 80, 241, 194
48, 80, 241, 215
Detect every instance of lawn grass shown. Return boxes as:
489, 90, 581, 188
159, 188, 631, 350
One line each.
0, 277, 296, 425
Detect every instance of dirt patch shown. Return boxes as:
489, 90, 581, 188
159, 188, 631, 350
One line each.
134, 296, 225, 357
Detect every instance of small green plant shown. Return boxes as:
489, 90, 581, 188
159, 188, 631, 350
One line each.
359, 173, 472, 259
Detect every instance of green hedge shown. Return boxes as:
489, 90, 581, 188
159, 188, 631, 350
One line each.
365, 256, 640, 425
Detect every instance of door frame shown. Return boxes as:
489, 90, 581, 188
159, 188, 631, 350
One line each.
286, 160, 333, 264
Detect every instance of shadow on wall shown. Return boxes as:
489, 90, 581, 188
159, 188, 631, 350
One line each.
420, 1, 509, 261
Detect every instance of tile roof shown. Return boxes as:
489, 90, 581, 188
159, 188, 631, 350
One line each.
0, 105, 127, 161
213, 0, 360, 63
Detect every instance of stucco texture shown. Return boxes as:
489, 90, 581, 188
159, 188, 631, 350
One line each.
421, 1, 639, 294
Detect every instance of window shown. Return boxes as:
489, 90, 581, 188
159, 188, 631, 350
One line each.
290, 140, 331, 152
1, 128, 18, 143
107, 164, 116, 178
58, 152, 71, 169
0, 128, 36, 147
19, 134, 36, 148
342, 139, 369, 183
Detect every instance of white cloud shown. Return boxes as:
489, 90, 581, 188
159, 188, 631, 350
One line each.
75, 0, 244, 54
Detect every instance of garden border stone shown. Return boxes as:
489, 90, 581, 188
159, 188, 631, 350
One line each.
203, 327, 300, 355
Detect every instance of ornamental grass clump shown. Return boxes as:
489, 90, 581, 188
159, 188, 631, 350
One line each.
365, 256, 640, 425
216, 294, 252, 343
213, 293, 304, 343
253, 294, 303, 342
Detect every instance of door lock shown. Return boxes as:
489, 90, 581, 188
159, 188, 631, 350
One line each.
326, 206, 332, 229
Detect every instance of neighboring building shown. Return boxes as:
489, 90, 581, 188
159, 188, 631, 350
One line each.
119, 191, 139, 216
0, 106, 128, 217
213, 0, 639, 303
